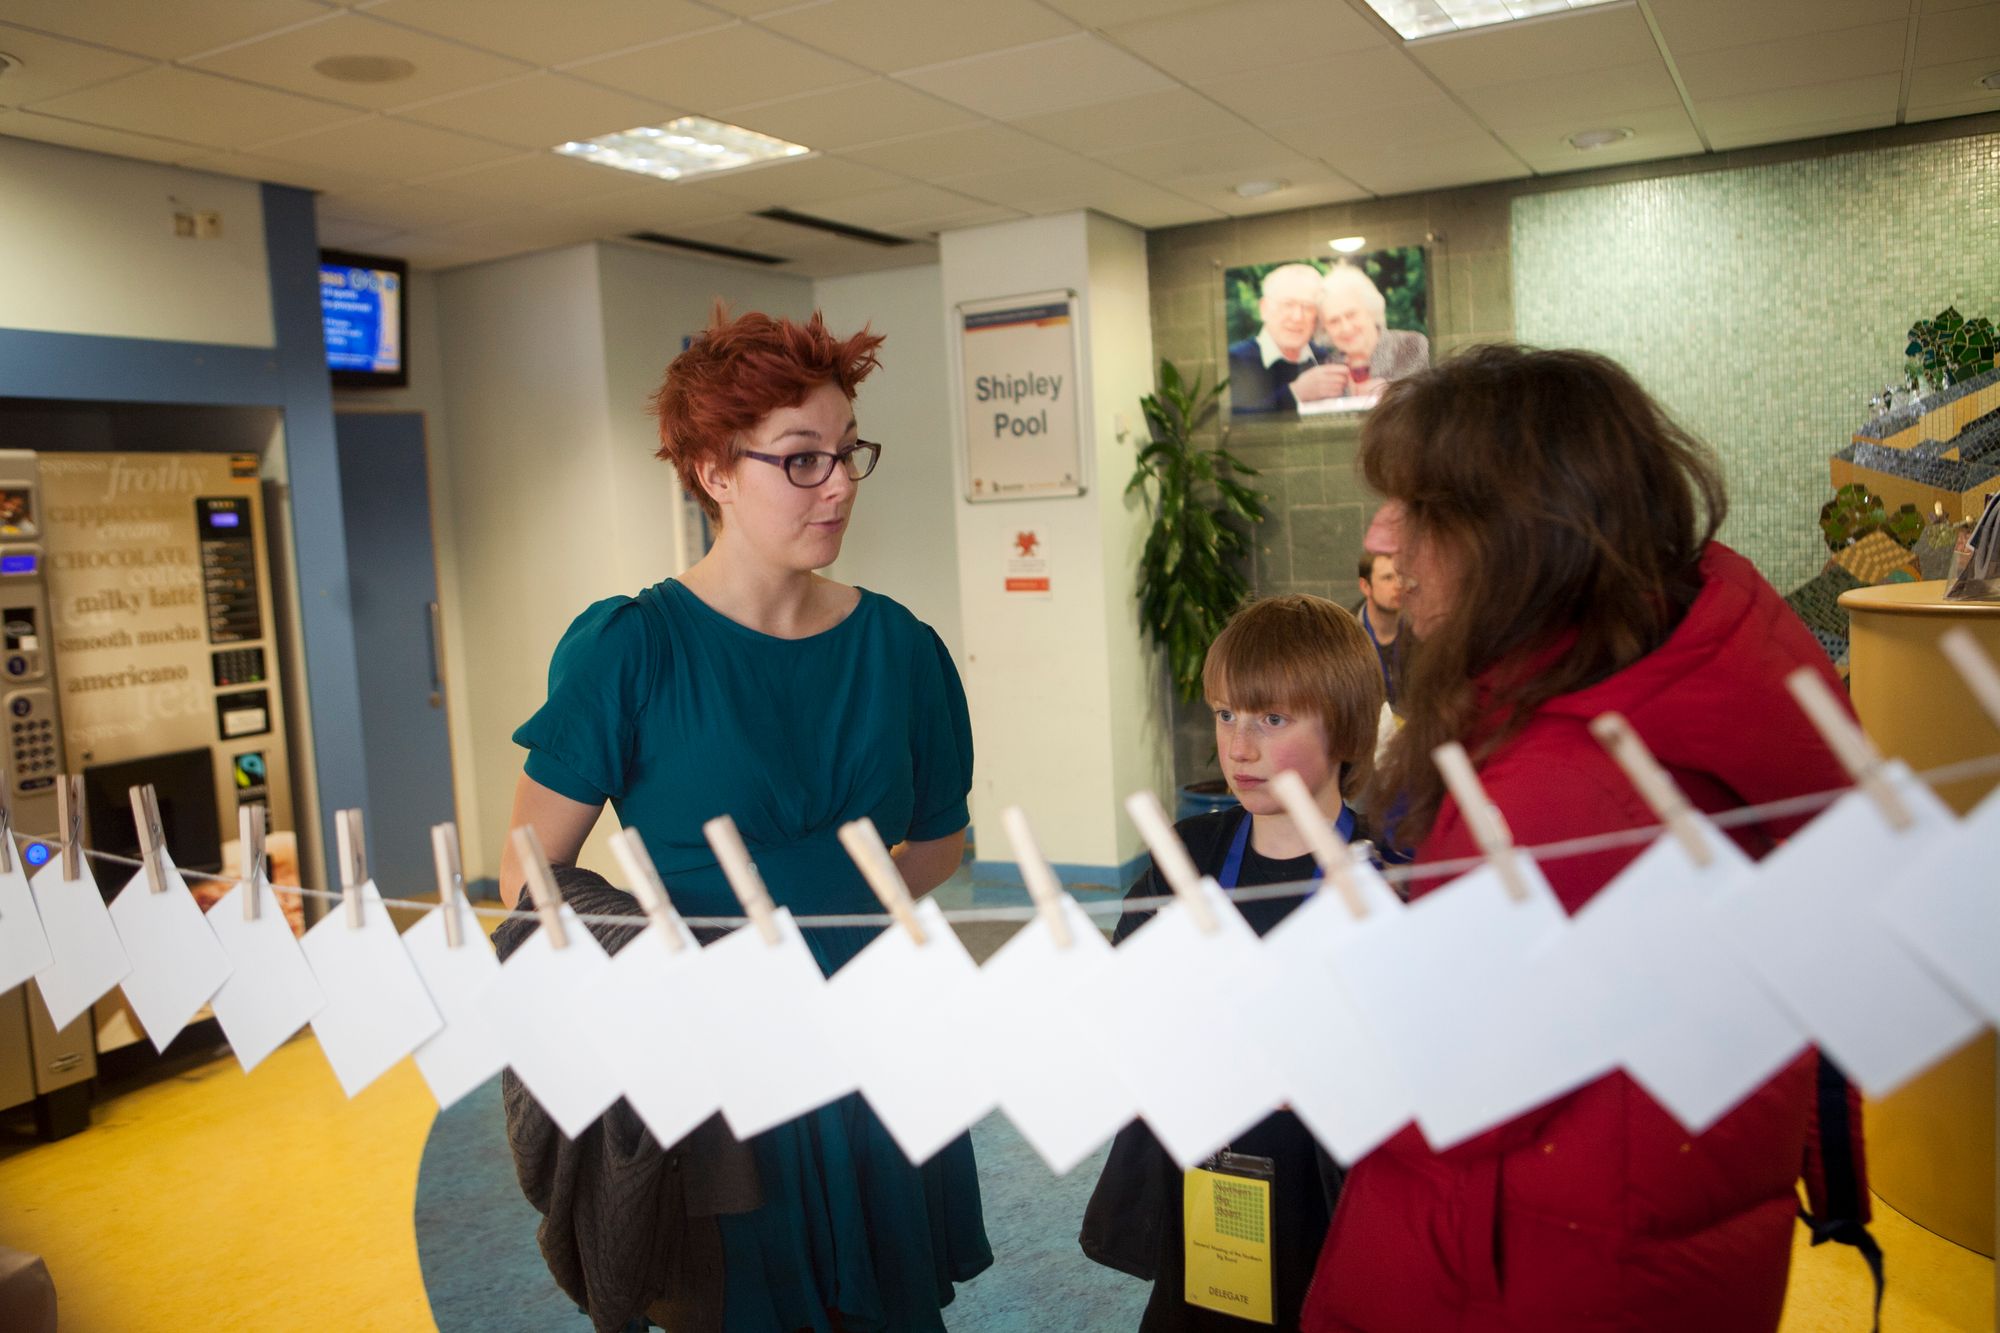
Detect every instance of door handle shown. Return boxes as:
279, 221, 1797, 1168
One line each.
425, 601, 445, 708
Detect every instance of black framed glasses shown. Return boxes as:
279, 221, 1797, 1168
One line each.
739, 440, 882, 488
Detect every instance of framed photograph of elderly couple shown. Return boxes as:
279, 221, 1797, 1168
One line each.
1221, 247, 1430, 422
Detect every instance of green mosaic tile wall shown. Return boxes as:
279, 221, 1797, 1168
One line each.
1512, 132, 2000, 593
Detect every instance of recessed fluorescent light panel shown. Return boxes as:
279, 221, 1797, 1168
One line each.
1363, 0, 1621, 40
554, 116, 811, 182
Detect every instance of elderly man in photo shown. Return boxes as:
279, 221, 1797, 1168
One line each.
1227, 263, 1327, 414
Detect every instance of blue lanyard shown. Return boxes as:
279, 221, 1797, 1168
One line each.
1218, 805, 1357, 889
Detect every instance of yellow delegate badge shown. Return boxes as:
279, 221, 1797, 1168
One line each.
1184, 1155, 1275, 1324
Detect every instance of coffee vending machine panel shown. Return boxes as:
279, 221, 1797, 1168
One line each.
0, 450, 95, 1128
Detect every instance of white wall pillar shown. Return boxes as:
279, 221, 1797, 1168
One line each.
939, 212, 1169, 882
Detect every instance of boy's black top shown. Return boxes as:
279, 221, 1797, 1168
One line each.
1081, 806, 1348, 1332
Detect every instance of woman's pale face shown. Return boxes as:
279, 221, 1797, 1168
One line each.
1364, 501, 1454, 637
707, 381, 859, 573
1322, 299, 1380, 362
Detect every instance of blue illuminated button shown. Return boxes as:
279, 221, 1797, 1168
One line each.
23, 841, 49, 867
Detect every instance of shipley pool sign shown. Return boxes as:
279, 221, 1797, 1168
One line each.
958, 290, 1085, 503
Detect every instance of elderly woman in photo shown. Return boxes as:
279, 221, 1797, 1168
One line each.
1293, 264, 1429, 405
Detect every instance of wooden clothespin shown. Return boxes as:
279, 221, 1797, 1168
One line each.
1588, 713, 1714, 869
1270, 770, 1370, 918
57, 774, 82, 881
509, 825, 570, 950
839, 817, 928, 946
1940, 627, 2000, 729
240, 803, 267, 922
335, 807, 368, 928
129, 783, 167, 893
1000, 805, 1073, 949
1432, 742, 1532, 903
430, 822, 465, 949
609, 827, 687, 954
1784, 667, 1914, 832
702, 814, 782, 946
0, 756, 14, 875
1123, 789, 1220, 934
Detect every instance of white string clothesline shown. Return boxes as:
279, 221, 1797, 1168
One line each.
28, 748, 2000, 932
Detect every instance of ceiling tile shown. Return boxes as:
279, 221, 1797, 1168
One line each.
1192, 48, 1439, 125
535, 179, 748, 231
1201, 177, 1372, 215
936, 152, 1152, 210
806, 182, 1003, 230
840, 122, 1071, 176
175, 146, 381, 193
719, 79, 978, 151
1913, 5, 2000, 64
396, 72, 679, 149
1457, 59, 1680, 134
1706, 110, 1898, 150
694, 0, 827, 16
362, 0, 726, 66
1696, 71, 1901, 135
318, 183, 493, 229
189, 12, 531, 111
1674, 21, 1908, 101
1105, 0, 1385, 80
317, 214, 403, 249
255, 113, 519, 179
0, 24, 151, 107
1322, 135, 1528, 195
1009, 87, 1248, 155
565, 24, 869, 112
1905, 54, 2000, 110
1036, 0, 1223, 25
29, 66, 362, 150
1647, 0, 1913, 57
897, 33, 1176, 120
1080, 175, 1226, 227
1504, 107, 1705, 170
1409, 3, 1661, 88
0, 109, 195, 163
1162, 159, 1365, 205
691, 153, 907, 205
1270, 97, 1495, 156
0, 0, 332, 61
1918, 0, 1995, 11
410, 149, 663, 203
761, 0, 1078, 73
1094, 129, 1326, 180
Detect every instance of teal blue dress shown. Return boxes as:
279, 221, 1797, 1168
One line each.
513, 579, 992, 1332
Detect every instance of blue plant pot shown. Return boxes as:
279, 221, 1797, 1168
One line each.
1176, 780, 1239, 821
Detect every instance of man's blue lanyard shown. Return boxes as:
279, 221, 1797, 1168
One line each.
1218, 804, 1358, 889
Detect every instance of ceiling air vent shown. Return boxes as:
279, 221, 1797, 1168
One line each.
625, 232, 787, 265
754, 208, 913, 248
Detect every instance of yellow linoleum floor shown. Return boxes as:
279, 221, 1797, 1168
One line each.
0, 1030, 1991, 1331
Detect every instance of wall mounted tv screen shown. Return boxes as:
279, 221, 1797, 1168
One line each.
320, 248, 408, 388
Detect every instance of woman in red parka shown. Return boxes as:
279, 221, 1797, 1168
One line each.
1301, 345, 1865, 1332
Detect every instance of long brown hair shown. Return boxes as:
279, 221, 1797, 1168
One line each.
1361, 344, 1727, 847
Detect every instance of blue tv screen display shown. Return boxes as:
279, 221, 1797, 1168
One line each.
320, 250, 408, 387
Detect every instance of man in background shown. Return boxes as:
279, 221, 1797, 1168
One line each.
1356, 550, 1404, 709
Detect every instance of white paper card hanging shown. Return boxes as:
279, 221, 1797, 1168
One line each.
1254, 865, 1415, 1164
979, 895, 1132, 1175
1712, 762, 1983, 1099
1085, 878, 1285, 1168
483, 904, 621, 1139
828, 897, 994, 1166
207, 876, 325, 1073
30, 855, 130, 1031
1561, 818, 1806, 1133
108, 850, 233, 1052
687, 906, 854, 1140
1879, 783, 2000, 1025
1337, 856, 1588, 1151
403, 905, 507, 1110
579, 918, 719, 1151
0, 858, 53, 995
301, 880, 444, 1097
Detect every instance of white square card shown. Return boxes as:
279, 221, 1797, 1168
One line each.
301, 882, 444, 1097
1879, 783, 2000, 1025
108, 851, 233, 1052
30, 855, 130, 1032
483, 904, 620, 1139
207, 876, 326, 1073
579, 918, 720, 1151
403, 902, 507, 1110
0, 856, 53, 995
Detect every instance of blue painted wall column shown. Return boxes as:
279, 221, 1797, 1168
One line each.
260, 183, 367, 893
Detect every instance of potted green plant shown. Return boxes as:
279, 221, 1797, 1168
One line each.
1125, 360, 1269, 812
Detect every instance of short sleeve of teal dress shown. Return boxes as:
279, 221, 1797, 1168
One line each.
513, 582, 990, 1333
